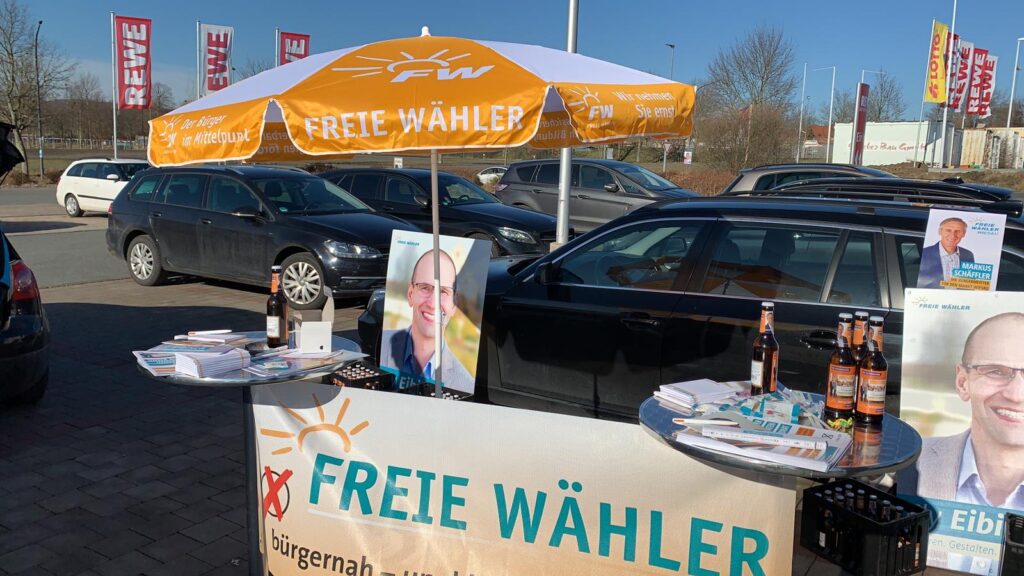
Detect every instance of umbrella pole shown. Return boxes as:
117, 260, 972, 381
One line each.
431, 149, 443, 400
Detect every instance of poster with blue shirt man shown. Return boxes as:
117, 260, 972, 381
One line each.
918, 209, 1006, 291
379, 230, 490, 394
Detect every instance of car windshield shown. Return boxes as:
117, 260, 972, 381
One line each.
252, 177, 371, 214
412, 173, 498, 206
119, 163, 150, 179
617, 164, 678, 190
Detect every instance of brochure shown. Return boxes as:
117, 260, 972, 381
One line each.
132, 351, 178, 377
244, 350, 366, 378
175, 348, 251, 378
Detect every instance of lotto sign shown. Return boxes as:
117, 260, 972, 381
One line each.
200, 24, 233, 96
279, 32, 310, 65
114, 15, 151, 109
924, 21, 949, 103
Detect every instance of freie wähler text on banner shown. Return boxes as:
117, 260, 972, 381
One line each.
114, 15, 151, 110
278, 31, 310, 66
200, 23, 233, 97
251, 384, 796, 576
924, 20, 949, 103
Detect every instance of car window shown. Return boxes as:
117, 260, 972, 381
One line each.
701, 225, 841, 301
347, 174, 383, 200
515, 165, 537, 182
100, 163, 120, 179
207, 176, 261, 214
753, 174, 777, 190
129, 175, 163, 202
897, 235, 1024, 293
411, 173, 498, 205
616, 163, 677, 191
158, 174, 206, 208
118, 163, 150, 180
775, 172, 824, 186
557, 221, 705, 291
253, 177, 369, 214
998, 252, 1024, 292
79, 163, 100, 179
66, 164, 83, 177
828, 232, 880, 307
579, 165, 614, 190
385, 177, 421, 205
333, 174, 352, 190
535, 163, 560, 185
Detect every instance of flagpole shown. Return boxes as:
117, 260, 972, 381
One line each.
196, 21, 201, 100
556, 0, 578, 246
110, 12, 118, 159
275, 28, 280, 68
914, 20, 935, 167
430, 148, 443, 401
941, 0, 958, 167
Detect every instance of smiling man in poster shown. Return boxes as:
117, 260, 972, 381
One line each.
917, 209, 1006, 291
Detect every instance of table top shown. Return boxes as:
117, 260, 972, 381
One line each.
137, 332, 363, 388
639, 394, 922, 479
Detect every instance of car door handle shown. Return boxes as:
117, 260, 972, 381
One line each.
620, 313, 661, 329
382, 206, 396, 212
150, 211, 162, 218
800, 330, 837, 350
200, 218, 212, 225
577, 194, 591, 200
531, 188, 542, 193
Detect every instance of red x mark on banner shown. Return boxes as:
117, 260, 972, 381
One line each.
263, 467, 294, 521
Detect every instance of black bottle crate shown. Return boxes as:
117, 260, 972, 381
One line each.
328, 361, 394, 391
397, 382, 473, 401
1002, 513, 1024, 576
800, 479, 930, 576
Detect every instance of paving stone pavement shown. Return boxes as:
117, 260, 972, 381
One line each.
0, 277, 365, 576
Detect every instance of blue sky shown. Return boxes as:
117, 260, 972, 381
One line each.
33, 0, 1024, 118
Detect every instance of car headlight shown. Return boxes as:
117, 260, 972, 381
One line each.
324, 240, 382, 259
496, 226, 536, 244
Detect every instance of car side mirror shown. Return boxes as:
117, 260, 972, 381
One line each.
414, 193, 430, 208
105, 173, 120, 181
604, 183, 620, 193
535, 261, 557, 284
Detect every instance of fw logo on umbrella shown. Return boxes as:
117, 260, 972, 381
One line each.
332, 48, 494, 83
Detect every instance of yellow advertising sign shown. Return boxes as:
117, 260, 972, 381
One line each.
147, 99, 267, 166
552, 83, 695, 143
252, 384, 795, 576
925, 21, 950, 103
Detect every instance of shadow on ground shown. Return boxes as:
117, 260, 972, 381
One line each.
0, 220, 87, 233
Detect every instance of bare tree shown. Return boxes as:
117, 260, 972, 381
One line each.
819, 89, 855, 124
0, 0, 74, 172
237, 57, 273, 80
866, 71, 906, 121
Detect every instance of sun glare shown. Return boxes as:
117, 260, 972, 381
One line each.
260, 395, 369, 455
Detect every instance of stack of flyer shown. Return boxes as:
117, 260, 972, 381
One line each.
134, 341, 245, 377
175, 347, 251, 378
654, 379, 748, 411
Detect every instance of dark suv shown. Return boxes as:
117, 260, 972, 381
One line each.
495, 158, 698, 232
359, 194, 1024, 421
106, 165, 419, 309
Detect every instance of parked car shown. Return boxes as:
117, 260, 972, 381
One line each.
106, 165, 419, 309
320, 168, 564, 257
56, 158, 151, 217
752, 176, 1016, 203
476, 166, 508, 186
0, 226, 50, 403
494, 158, 698, 233
359, 194, 1024, 421
721, 163, 896, 194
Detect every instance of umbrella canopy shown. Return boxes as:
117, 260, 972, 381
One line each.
148, 32, 695, 165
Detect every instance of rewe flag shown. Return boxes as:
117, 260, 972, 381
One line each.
966, 49, 997, 118
200, 23, 233, 96
278, 31, 310, 66
114, 15, 152, 109
949, 40, 974, 112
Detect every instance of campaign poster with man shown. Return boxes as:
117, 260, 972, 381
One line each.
898, 289, 1024, 575
917, 209, 1006, 291
379, 231, 490, 394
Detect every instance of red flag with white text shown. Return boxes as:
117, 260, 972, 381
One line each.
950, 40, 974, 112
966, 49, 997, 118
278, 32, 310, 66
200, 24, 233, 96
852, 83, 870, 166
114, 15, 152, 109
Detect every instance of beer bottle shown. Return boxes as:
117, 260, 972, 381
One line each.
852, 311, 870, 364
266, 265, 288, 348
750, 302, 779, 395
855, 316, 888, 424
825, 313, 857, 429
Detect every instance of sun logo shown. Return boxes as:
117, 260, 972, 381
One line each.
331, 49, 493, 83
260, 394, 369, 455
911, 295, 929, 307
566, 86, 601, 111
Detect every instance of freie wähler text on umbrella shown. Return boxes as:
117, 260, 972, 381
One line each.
303, 105, 525, 140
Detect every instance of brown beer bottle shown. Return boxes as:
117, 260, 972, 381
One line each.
825, 313, 857, 429
750, 302, 779, 395
266, 265, 288, 348
852, 311, 870, 364
855, 316, 887, 424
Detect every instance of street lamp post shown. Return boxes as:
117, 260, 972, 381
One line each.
1008, 37, 1024, 129
34, 20, 44, 177
850, 69, 884, 163
662, 43, 676, 174
796, 63, 807, 162
813, 66, 837, 162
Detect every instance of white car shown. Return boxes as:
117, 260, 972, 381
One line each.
476, 166, 508, 186
56, 158, 150, 216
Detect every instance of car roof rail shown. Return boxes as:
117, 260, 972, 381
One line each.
725, 188, 1023, 217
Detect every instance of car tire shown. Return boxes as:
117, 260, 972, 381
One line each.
127, 235, 167, 286
469, 233, 501, 258
16, 370, 47, 404
64, 194, 82, 217
281, 253, 328, 310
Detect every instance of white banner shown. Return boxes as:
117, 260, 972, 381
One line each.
252, 384, 796, 576
199, 23, 233, 97
950, 40, 974, 112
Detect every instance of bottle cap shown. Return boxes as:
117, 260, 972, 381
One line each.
839, 313, 853, 320
855, 311, 869, 318
761, 301, 774, 308
870, 315, 884, 323
271, 265, 282, 272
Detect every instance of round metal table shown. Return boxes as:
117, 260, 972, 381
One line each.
639, 394, 922, 479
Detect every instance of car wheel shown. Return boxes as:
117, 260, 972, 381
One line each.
64, 194, 82, 217
469, 233, 501, 258
16, 370, 47, 404
127, 235, 167, 286
281, 253, 327, 310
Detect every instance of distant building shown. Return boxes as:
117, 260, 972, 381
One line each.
832, 121, 960, 166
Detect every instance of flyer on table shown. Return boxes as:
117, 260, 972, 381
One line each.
897, 289, 1024, 575
917, 209, 1006, 291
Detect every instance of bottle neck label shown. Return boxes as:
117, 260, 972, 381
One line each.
760, 310, 774, 333
837, 322, 851, 348
271, 272, 280, 294
853, 320, 867, 345
869, 326, 884, 352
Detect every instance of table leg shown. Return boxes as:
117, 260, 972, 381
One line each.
243, 386, 266, 576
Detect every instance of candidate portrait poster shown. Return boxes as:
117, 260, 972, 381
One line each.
379, 231, 489, 394
917, 209, 1006, 291
898, 289, 1024, 575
